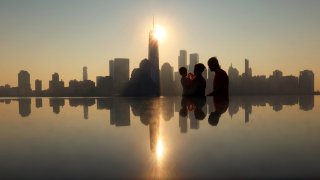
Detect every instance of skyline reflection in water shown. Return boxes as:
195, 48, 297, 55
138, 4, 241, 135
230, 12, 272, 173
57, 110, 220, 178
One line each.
0, 96, 319, 179
1, 96, 314, 124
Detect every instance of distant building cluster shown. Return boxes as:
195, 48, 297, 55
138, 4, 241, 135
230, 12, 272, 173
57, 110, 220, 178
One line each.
0, 57, 316, 97
228, 59, 315, 95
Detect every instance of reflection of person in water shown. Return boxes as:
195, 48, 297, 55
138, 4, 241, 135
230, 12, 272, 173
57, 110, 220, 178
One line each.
180, 96, 206, 120
208, 96, 229, 126
207, 57, 229, 97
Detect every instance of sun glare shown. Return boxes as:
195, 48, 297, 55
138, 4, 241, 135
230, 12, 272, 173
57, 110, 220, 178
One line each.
154, 26, 166, 41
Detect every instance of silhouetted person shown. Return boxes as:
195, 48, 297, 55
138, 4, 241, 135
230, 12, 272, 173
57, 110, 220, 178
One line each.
207, 57, 229, 97
191, 63, 206, 96
208, 96, 229, 126
179, 67, 192, 96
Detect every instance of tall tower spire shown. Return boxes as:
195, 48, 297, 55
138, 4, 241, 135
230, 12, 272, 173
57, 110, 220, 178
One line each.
153, 16, 154, 30
148, 16, 160, 96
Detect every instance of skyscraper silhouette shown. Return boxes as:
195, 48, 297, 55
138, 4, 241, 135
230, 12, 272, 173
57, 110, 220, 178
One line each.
299, 70, 314, 94
160, 63, 174, 95
83, 66, 88, 81
189, 53, 199, 73
113, 58, 129, 94
148, 19, 160, 95
244, 59, 252, 77
18, 70, 31, 96
228, 64, 240, 79
109, 60, 114, 79
178, 50, 187, 69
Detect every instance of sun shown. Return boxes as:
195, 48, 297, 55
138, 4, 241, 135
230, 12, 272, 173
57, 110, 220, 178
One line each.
154, 26, 166, 41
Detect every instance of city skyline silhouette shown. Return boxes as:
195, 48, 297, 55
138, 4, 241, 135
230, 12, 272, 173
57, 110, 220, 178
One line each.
0, 0, 320, 90
1, 13, 315, 97
1, 1, 320, 179
0, 57, 316, 97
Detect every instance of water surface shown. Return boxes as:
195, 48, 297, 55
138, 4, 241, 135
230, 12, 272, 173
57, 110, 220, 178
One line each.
0, 96, 319, 179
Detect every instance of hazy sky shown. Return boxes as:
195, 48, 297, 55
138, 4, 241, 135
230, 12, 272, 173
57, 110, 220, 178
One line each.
0, 0, 319, 90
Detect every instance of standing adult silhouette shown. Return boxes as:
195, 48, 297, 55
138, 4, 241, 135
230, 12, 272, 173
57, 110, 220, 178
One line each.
191, 63, 206, 96
207, 57, 229, 97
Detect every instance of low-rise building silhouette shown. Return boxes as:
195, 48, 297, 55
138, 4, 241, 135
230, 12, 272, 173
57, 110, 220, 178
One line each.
49, 73, 65, 96
96, 76, 113, 96
68, 79, 95, 96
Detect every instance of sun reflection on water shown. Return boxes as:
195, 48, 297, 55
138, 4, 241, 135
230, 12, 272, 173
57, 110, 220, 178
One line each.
156, 137, 164, 161
146, 108, 176, 179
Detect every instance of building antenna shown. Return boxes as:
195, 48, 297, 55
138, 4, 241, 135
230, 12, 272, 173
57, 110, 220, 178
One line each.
153, 16, 154, 30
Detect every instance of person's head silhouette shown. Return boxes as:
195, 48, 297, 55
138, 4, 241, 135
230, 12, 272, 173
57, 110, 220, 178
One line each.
194, 63, 205, 76
208, 57, 220, 72
179, 67, 187, 77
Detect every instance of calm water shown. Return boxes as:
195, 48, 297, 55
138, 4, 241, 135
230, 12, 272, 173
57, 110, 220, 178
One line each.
0, 96, 319, 179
